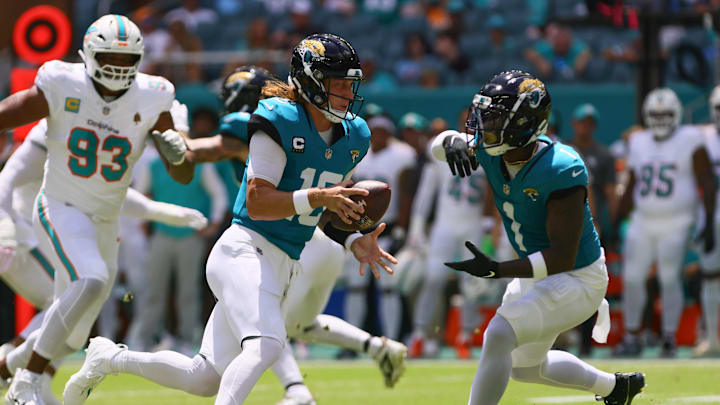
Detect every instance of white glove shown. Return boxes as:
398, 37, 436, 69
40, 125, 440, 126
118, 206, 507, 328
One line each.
152, 129, 187, 165
147, 202, 209, 230
0, 212, 17, 274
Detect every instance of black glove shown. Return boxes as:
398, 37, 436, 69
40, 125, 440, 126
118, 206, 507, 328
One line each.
443, 134, 478, 178
698, 223, 716, 253
445, 241, 499, 278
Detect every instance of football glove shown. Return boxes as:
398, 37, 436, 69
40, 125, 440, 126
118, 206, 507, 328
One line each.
152, 129, 187, 165
445, 241, 499, 278
443, 134, 477, 178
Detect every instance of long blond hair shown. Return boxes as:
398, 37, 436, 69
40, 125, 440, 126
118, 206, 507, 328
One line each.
262, 80, 300, 102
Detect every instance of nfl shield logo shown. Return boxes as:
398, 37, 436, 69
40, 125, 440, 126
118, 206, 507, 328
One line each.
103, 106, 110, 115
325, 149, 333, 159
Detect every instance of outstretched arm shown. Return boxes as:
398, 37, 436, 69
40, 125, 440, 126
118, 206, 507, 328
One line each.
122, 188, 208, 229
0, 86, 49, 131
185, 135, 248, 164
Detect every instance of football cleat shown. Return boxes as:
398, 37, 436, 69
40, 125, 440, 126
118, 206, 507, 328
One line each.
596, 372, 645, 405
63, 337, 126, 405
5, 369, 44, 405
371, 337, 407, 388
276, 392, 317, 405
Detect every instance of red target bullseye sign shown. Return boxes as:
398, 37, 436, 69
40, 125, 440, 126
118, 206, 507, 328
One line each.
13, 5, 71, 64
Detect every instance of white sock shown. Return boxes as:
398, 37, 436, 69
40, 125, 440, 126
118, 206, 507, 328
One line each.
111, 350, 219, 397
511, 350, 616, 396
468, 316, 517, 405
7, 331, 38, 374
702, 278, 720, 345
344, 290, 367, 329
380, 291, 401, 340
216, 337, 283, 405
300, 315, 372, 353
271, 343, 304, 388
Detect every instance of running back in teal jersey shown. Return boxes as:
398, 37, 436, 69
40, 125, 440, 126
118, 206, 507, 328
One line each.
478, 136, 601, 269
217, 111, 251, 183
233, 97, 370, 259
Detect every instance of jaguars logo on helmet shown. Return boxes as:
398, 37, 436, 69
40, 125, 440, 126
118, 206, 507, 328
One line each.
289, 33, 364, 123
221, 65, 275, 114
466, 70, 551, 156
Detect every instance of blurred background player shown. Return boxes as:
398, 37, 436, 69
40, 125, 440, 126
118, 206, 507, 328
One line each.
0, 14, 194, 404
614, 88, 716, 358
693, 85, 720, 357
407, 108, 498, 359
125, 107, 227, 355
343, 113, 416, 344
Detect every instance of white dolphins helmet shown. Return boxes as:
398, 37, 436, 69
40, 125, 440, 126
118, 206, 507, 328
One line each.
642, 87, 682, 140
709, 85, 720, 132
79, 15, 144, 91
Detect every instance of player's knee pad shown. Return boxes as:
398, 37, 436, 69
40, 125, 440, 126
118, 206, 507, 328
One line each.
72, 277, 107, 304
241, 337, 283, 368
185, 355, 221, 397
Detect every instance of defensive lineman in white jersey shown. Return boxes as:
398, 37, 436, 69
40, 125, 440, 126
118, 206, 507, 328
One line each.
0, 118, 206, 404
344, 115, 416, 341
614, 87, 716, 357
694, 85, 720, 357
407, 147, 497, 358
0, 14, 194, 404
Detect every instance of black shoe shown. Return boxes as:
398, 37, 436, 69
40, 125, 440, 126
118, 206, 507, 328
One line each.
612, 336, 642, 357
660, 336, 677, 358
335, 348, 358, 359
597, 372, 645, 405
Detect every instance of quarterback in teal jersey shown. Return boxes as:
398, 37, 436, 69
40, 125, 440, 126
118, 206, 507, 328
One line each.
62, 62, 405, 405
432, 71, 644, 405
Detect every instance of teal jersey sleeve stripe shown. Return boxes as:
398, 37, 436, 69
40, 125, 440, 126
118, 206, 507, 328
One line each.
29, 248, 55, 280
114, 15, 127, 40
36, 190, 78, 281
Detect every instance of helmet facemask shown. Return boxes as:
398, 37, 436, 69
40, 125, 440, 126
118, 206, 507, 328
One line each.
645, 109, 677, 139
642, 88, 682, 140
85, 52, 142, 91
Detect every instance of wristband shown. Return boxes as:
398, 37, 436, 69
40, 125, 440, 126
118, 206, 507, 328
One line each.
292, 189, 313, 215
528, 251, 547, 279
345, 232, 363, 250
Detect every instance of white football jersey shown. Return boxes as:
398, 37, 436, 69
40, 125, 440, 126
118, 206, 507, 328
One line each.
353, 140, 416, 224
627, 125, 705, 217
414, 158, 487, 226
35, 60, 174, 221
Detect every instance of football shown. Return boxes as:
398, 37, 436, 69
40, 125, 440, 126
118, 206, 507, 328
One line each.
327, 180, 391, 232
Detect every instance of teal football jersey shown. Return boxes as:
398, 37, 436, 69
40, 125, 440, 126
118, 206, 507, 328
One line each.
477, 136, 601, 269
233, 98, 370, 259
218, 111, 251, 183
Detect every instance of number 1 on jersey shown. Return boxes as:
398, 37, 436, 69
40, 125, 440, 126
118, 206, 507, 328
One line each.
502, 201, 527, 252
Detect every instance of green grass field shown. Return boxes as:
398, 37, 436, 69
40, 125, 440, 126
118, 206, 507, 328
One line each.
48, 358, 720, 404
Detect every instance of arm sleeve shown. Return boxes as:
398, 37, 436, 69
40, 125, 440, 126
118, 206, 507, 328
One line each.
200, 164, 229, 223
246, 131, 287, 187
0, 128, 48, 213
121, 188, 152, 219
